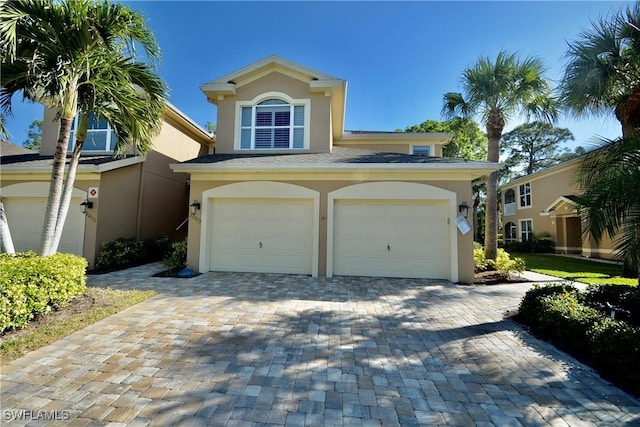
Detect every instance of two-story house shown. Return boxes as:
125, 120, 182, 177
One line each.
499, 155, 617, 260
171, 56, 500, 283
1, 103, 213, 268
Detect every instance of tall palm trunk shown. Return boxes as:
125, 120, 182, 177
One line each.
484, 113, 504, 260
0, 198, 16, 255
40, 116, 73, 256
619, 111, 639, 279
50, 114, 88, 254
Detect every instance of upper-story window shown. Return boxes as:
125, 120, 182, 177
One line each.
236, 94, 310, 150
68, 113, 118, 152
519, 183, 532, 208
504, 188, 516, 216
412, 145, 431, 156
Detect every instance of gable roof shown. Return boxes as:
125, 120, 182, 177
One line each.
1, 140, 35, 156
540, 195, 579, 217
201, 55, 347, 140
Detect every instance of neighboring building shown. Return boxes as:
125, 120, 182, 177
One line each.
171, 56, 500, 283
0, 103, 214, 268
499, 155, 617, 260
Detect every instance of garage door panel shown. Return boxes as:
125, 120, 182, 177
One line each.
333, 200, 450, 279
4, 197, 84, 256
210, 198, 313, 275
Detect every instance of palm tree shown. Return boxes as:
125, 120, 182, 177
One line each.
560, 2, 640, 277
443, 51, 558, 260
576, 136, 640, 284
560, 2, 640, 137
0, 0, 167, 256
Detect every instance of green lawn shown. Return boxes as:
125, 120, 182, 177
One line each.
511, 252, 637, 286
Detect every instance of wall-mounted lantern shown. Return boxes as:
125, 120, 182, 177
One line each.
80, 199, 93, 214
190, 200, 201, 215
458, 201, 469, 218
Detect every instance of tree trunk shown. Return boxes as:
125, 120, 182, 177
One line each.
483, 112, 504, 260
49, 139, 84, 254
0, 199, 16, 255
40, 116, 73, 256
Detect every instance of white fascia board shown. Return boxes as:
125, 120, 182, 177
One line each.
164, 102, 213, 140
171, 161, 502, 173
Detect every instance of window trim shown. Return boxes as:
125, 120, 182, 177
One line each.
519, 218, 534, 242
411, 145, 432, 156
518, 182, 532, 209
504, 188, 516, 216
234, 92, 311, 151
66, 113, 117, 153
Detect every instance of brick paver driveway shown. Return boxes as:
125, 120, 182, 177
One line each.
2, 263, 639, 426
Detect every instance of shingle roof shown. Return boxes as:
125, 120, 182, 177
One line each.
0, 140, 36, 156
182, 146, 487, 166
1, 153, 131, 167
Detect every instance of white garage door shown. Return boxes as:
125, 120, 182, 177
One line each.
3, 197, 85, 255
210, 198, 313, 274
333, 200, 450, 279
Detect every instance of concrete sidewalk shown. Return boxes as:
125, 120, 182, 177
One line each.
1, 264, 638, 426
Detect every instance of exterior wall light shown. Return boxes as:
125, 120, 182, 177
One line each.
458, 201, 469, 218
80, 199, 93, 214
190, 200, 201, 215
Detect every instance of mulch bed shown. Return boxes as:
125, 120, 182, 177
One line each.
473, 270, 530, 286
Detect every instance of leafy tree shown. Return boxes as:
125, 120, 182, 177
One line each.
443, 51, 558, 260
205, 121, 216, 134
500, 121, 575, 181
405, 118, 488, 160
577, 135, 640, 284
560, 2, 640, 137
0, 0, 167, 256
560, 2, 640, 277
23, 119, 42, 151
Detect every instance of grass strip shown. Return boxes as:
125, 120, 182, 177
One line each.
512, 252, 636, 286
0, 287, 156, 363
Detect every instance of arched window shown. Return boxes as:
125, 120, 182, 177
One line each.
239, 98, 305, 149
504, 189, 516, 204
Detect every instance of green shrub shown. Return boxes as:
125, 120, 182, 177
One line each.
96, 237, 144, 270
142, 236, 172, 261
473, 242, 488, 272
0, 252, 87, 333
504, 237, 555, 253
492, 249, 525, 279
517, 283, 579, 332
163, 240, 187, 271
584, 284, 640, 326
517, 284, 640, 396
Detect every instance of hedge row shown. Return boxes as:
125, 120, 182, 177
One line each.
96, 236, 172, 271
0, 252, 87, 333
517, 284, 640, 396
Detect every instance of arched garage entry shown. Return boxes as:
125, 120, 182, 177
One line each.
199, 182, 320, 276
1, 182, 87, 256
327, 182, 458, 281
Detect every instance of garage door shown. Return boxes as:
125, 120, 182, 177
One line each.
210, 198, 313, 274
3, 197, 85, 255
333, 200, 450, 278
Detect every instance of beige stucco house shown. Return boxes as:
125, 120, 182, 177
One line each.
171, 56, 500, 283
0, 103, 213, 268
499, 156, 617, 260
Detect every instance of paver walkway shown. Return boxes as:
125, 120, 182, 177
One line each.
1, 263, 639, 426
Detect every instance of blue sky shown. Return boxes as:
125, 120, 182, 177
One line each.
3, 1, 632, 151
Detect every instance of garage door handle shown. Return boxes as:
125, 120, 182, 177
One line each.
387, 244, 391, 252
259, 242, 262, 248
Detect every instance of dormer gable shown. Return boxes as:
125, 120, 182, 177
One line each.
201, 56, 347, 153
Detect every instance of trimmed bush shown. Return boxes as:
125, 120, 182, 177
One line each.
163, 240, 187, 271
96, 236, 172, 271
517, 283, 640, 397
493, 249, 525, 279
473, 242, 488, 272
584, 284, 640, 326
0, 252, 87, 333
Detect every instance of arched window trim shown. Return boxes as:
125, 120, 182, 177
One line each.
235, 92, 310, 150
